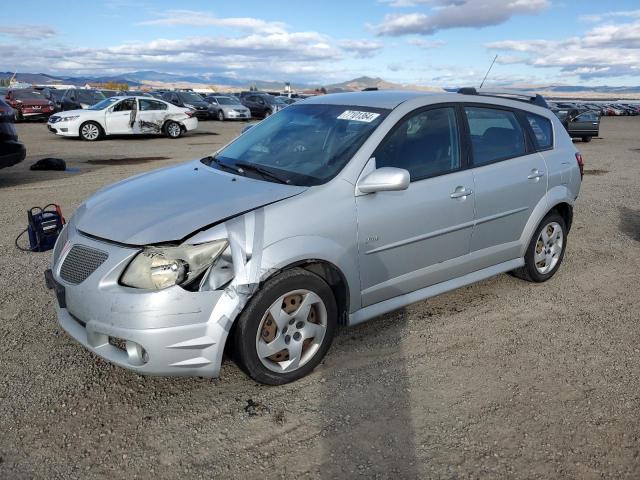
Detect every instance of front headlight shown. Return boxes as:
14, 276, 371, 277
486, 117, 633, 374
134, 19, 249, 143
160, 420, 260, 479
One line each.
121, 240, 228, 290
61, 115, 80, 122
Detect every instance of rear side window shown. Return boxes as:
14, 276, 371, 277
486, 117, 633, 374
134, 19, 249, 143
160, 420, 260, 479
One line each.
465, 107, 526, 166
139, 99, 167, 111
525, 112, 553, 150
375, 106, 460, 181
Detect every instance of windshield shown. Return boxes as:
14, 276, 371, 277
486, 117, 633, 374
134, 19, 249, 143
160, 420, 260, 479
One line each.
205, 103, 389, 186
178, 92, 204, 103
76, 90, 106, 104
88, 97, 119, 110
268, 96, 286, 105
13, 90, 45, 100
216, 97, 240, 105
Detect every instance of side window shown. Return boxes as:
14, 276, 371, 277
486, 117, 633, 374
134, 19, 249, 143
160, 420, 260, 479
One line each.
465, 106, 526, 166
374, 107, 461, 181
525, 112, 553, 150
140, 99, 167, 111
576, 112, 598, 122
113, 99, 135, 112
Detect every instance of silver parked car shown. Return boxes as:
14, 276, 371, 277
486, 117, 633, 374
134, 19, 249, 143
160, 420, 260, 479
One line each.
204, 95, 251, 121
46, 90, 583, 385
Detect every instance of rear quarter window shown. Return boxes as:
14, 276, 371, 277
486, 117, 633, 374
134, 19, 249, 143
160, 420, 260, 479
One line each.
525, 112, 553, 150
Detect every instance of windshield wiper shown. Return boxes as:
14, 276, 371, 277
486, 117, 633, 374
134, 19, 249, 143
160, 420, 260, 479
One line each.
201, 156, 243, 174
233, 161, 291, 185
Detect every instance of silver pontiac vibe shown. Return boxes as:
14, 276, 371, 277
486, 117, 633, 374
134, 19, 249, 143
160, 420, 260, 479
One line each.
47, 90, 582, 385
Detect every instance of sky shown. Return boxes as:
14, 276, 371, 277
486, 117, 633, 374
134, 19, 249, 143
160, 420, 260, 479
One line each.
1, 0, 640, 87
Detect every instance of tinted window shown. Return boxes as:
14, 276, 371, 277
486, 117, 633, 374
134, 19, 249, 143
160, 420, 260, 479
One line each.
465, 107, 525, 166
576, 111, 599, 122
139, 99, 167, 111
375, 107, 460, 181
525, 112, 553, 150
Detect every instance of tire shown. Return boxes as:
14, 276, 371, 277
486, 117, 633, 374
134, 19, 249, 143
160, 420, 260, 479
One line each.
582, 136, 592, 143
164, 120, 182, 139
217, 110, 225, 121
263, 110, 271, 118
79, 121, 103, 141
233, 268, 337, 385
512, 212, 567, 283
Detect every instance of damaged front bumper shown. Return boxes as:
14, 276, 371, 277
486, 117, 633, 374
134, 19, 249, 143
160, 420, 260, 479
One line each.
46, 228, 232, 377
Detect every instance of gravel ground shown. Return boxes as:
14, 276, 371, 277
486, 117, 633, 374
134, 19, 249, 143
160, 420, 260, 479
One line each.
1, 117, 639, 479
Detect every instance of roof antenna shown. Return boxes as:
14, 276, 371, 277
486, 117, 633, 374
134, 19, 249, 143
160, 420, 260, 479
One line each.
479, 55, 498, 89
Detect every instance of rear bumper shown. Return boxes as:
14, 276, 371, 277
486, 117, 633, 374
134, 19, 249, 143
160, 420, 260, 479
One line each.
0, 140, 26, 169
182, 117, 198, 132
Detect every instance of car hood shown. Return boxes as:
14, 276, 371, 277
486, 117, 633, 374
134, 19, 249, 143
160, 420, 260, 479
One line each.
75, 160, 307, 245
51, 109, 86, 118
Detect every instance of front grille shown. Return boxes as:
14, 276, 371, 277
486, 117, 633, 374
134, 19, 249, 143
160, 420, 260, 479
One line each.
59, 244, 108, 284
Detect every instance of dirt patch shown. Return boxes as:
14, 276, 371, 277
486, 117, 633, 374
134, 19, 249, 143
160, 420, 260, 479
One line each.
619, 206, 640, 241
86, 157, 170, 166
584, 169, 608, 176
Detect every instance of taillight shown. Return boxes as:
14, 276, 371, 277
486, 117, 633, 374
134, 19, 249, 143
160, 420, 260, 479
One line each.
185, 111, 194, 118
575, 152, 584, 179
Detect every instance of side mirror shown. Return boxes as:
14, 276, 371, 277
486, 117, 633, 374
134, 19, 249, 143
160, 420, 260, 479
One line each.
357, 167, 410, 194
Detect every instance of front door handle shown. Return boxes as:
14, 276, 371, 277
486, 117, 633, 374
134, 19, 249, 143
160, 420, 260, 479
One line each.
450, 187, 473, 199
528, 169, 545, 180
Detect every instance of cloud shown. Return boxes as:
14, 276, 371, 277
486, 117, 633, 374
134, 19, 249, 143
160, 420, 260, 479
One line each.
579, 9, 640, 23
0, 25, 57, 40
486, 20, 640, 79
407, 38, 446, 48
138, 10, 288, 34
374, 0, 549, 36
337, 39, 384, 58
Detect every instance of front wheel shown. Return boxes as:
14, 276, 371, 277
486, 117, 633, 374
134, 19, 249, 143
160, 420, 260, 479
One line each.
79, 121, 102, 141
512, 212, 567, 282
233, 268, 337, 385
217, 110, 225, 121
582, 136, 592, 143
164, 120, 182, 139
263, 110, 271, 118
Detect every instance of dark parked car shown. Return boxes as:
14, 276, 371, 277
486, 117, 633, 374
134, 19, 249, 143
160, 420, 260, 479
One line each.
162, 91, 212, 119
554, 109, 600, 142
99, 89, 119, 98
5, 89, 55, 121
240, 93, 286, 118
42, 88, 67, 113
0, 98, 26, 169
60, 89, 106, 111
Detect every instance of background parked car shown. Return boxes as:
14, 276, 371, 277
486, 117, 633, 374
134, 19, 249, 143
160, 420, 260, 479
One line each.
203, 95, 251, 121
162, 91, 213, 119
42, 88, 67, 113
0, 98, 26, 169
240, 92, 286, 118
5, 89, 55, 121
553, 109, 600, 142
60, 89, 106, 111
99, 89, 118, 98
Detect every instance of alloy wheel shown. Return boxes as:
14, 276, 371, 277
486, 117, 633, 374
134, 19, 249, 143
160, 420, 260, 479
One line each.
81, 123, 99, 140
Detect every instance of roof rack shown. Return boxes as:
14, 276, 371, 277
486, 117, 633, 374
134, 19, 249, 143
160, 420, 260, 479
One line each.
457, 87, 549, 109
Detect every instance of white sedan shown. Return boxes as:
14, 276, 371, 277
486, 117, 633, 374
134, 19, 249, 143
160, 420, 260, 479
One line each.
47, 96, 198, 141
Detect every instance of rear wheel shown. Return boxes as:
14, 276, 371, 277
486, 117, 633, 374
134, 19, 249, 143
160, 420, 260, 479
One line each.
582, 136, 592, 142
233, 268, 337, 385
512, 212, 567, 283
164, 120, 182, 139
79, 121, 102, 141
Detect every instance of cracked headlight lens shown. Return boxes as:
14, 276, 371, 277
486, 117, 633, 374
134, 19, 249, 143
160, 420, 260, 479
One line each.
121, 240, 228, 290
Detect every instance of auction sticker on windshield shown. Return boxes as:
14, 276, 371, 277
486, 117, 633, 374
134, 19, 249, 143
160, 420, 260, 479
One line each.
337, 110, 381, 123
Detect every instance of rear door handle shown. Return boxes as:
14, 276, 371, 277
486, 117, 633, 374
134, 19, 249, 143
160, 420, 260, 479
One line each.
528, 169, 545, 180
450, 187, 473, 199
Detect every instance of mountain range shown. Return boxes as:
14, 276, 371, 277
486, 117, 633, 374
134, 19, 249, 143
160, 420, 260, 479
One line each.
2, 71, 639, 97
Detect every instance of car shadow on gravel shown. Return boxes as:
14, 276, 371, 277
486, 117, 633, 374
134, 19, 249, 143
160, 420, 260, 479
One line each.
319, 308, 419, 478
619, 206, 640, 241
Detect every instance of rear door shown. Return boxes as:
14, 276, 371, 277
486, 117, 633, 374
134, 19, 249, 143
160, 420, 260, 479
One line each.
464, 105, 547, 266
136, 99, 169, 133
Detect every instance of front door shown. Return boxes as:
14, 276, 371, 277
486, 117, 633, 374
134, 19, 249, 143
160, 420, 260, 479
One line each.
356, 106, 476, 307
105, 98, 136, 134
